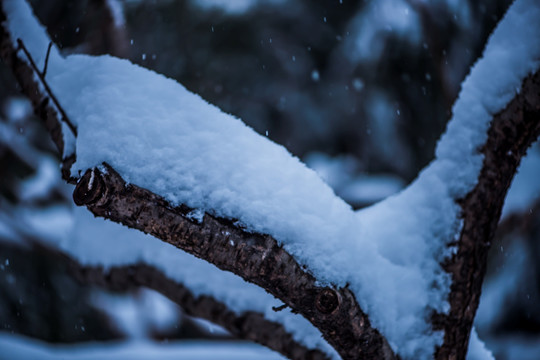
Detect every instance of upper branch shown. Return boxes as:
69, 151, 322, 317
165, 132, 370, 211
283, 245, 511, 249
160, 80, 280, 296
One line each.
436, 69, 540, 359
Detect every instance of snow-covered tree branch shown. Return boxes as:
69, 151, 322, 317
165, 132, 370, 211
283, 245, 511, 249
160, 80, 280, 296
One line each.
1, 0, 539, 359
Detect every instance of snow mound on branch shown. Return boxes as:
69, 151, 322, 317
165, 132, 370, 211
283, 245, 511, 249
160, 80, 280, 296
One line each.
4, 0, 540, 358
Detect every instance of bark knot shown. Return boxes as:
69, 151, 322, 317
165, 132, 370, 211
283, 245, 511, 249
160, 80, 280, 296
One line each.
316, 288, 339, 315
73, 168, 105, 206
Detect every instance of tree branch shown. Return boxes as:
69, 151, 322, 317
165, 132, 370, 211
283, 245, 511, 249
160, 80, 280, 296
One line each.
3, 238, 329, 360
3, 1, 540, 359
0, 7, 75, 181
0, 5, 395, 359
68, 255, 330, 360
72, 164, 395, 360
435, 69, 540, 359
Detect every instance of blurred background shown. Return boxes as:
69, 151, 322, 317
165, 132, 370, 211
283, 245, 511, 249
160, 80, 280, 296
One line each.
1, 0, 539, 358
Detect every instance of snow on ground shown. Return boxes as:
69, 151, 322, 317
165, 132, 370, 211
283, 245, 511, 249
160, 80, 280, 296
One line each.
3, 0, 540, 358
0, 332, 285, 360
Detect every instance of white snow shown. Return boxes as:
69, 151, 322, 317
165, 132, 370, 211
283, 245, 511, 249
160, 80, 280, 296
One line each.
0, 332, 285, 360
3, 0, 540, 358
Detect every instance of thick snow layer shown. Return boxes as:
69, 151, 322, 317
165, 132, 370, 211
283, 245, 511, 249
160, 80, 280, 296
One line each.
353, 0, 540, 354
436, 0, 540, 199
4, 0, 540, 358
0, 333, 285, 360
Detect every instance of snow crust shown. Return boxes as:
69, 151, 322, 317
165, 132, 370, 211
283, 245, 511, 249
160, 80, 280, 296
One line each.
3, 0, 540, 358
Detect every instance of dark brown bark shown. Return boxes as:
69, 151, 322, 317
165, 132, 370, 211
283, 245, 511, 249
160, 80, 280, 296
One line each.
0, 5, 395, 359
71, 259, 331, 360
6, 238, 330, 360
3, 1, 540, 358
435, 70, 540, 360
72, 164, 396, 360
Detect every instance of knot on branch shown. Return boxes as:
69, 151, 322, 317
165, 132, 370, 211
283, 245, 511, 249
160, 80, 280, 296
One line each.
73, 168, 105, 206
315, 288, 339, 315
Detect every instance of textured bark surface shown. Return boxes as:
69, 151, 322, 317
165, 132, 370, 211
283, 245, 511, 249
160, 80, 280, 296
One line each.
0, 6, 395, 359
70, 259, 330, 360
73, 165, 396, 360
3, 1, 540, 358
435, 70, 540, 360
3, 239, 328, 360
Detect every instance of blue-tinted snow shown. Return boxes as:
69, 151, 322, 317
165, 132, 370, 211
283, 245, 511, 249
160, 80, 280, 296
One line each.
3, 0, 540, 358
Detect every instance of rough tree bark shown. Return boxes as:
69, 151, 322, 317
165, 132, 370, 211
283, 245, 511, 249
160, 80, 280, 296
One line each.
2, 1, 540, 359
0, 4, 396, 360
435, 70, 540, 359
36, 241, 330, 360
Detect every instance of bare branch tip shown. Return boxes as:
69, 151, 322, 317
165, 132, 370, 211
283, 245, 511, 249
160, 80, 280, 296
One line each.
73, 168, 105, 206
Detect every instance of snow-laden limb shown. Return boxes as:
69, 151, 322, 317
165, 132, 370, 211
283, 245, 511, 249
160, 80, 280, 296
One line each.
434, 0, 540, 357
352, 0, 540, 357
70, 165, 391, 359
0, 205, 335, 360
0, 1, 394, 359
2, 0, 540, 359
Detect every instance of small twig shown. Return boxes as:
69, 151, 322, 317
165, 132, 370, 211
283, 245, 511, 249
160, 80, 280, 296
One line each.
16, 38, 78, 137
272, 304, 288, 312
42, 41, 53, 77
